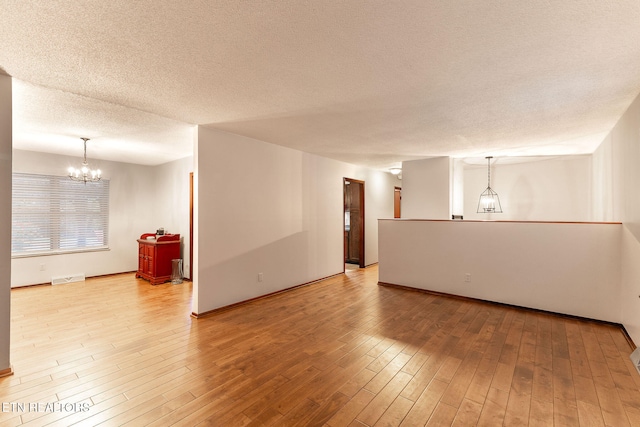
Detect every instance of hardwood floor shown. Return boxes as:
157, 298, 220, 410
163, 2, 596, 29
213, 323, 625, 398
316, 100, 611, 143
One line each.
1, 266, 639, 426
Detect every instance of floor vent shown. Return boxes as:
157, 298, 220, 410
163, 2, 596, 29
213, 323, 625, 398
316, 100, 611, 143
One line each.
631, 347, 640, 375
51, 274, 85, 285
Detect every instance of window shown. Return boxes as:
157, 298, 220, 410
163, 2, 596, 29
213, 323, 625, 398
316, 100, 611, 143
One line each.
12, 173, 109, 257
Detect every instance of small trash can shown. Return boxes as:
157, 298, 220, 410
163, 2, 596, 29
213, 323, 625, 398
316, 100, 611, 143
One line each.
171, 259, 183, 284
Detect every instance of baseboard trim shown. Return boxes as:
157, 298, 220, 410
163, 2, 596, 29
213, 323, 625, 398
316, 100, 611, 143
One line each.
0, 366, 14, 378
93, 271, 138, 279
11, 282, 51, 290
621, 326, 637, 350
378, 281, 636, 350
192, 272, 344, 319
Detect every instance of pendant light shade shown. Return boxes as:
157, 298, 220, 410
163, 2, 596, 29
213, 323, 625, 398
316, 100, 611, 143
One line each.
477, 156, 502, 213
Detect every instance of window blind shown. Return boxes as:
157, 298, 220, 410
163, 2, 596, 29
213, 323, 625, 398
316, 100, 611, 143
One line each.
12, 173, 109, 256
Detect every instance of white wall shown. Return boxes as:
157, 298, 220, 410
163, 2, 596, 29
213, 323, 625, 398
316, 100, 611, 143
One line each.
0, 74, 12, 372
401, 157, 451, 219
603, 91, 640, 345
193, 127, 396, 314
361, 168, 398, 265
622, 228, 640, 345
402, 155, 591, 222
464, 156, 592, 221
591, 137, 615, 222
11, 150, 158, 287
379, 220, 622, 323
451, 158, 465, 217
153, 156, 193, 279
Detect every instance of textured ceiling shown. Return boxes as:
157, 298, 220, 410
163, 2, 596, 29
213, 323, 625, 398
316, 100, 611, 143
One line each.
12, 80, 194, 165
2, 1, 640, 168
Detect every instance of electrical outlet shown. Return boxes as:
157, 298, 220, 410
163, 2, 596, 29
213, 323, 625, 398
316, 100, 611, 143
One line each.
39, 264, 45, 271
465, 273, 471, 282
258, 273, 263, 282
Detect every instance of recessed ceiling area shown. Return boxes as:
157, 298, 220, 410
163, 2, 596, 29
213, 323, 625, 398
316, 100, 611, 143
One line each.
2, 1, 640, 168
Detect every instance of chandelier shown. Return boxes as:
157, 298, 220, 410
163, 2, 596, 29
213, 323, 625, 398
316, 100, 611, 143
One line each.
68, 137, 101, 183
477, 156, 502, 213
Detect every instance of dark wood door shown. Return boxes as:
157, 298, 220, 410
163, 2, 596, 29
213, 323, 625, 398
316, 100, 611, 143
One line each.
344, 178, 365, 267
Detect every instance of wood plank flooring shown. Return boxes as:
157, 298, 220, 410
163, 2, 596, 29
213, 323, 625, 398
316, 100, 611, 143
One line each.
1, 266, 639, 426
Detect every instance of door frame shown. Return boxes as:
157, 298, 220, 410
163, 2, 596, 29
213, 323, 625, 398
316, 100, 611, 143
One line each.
189, 172, 194, 281
394, 186, 402, 219
343, 177, 365, 269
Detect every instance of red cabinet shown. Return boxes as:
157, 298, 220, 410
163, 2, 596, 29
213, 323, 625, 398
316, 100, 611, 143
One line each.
136, 233, 181, 285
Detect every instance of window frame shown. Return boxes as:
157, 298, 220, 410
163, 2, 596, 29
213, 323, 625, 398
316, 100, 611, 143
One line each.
11, 172, 110, 258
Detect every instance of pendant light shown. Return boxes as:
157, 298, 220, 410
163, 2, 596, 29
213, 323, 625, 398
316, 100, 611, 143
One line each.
477, 156, 502, 213
68, 137, 102, 184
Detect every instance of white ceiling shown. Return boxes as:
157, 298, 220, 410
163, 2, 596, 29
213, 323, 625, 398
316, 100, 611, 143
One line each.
2, 1, 640, 168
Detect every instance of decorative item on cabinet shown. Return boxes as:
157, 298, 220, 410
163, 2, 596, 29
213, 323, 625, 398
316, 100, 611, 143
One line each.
136, 233, 181, 285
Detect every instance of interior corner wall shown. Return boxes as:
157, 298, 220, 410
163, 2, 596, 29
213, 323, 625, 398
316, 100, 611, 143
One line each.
193, 127, 395, 314
463, 156, 591, 222
153, 156, 193, 279
451, 159, 464, 217
192, 129, 200, 312
11, 150, 158, 287
605, 90, 640, 346
0, 74, 12, 372
591, 136, 615, 222
401, 157, 451, 219
361, 168, 399, 266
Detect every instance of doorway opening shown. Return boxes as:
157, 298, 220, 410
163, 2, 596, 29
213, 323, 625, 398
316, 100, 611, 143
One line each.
394, 186, 401, 218
344, 178, 365, 269
189, 172, 193, 281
